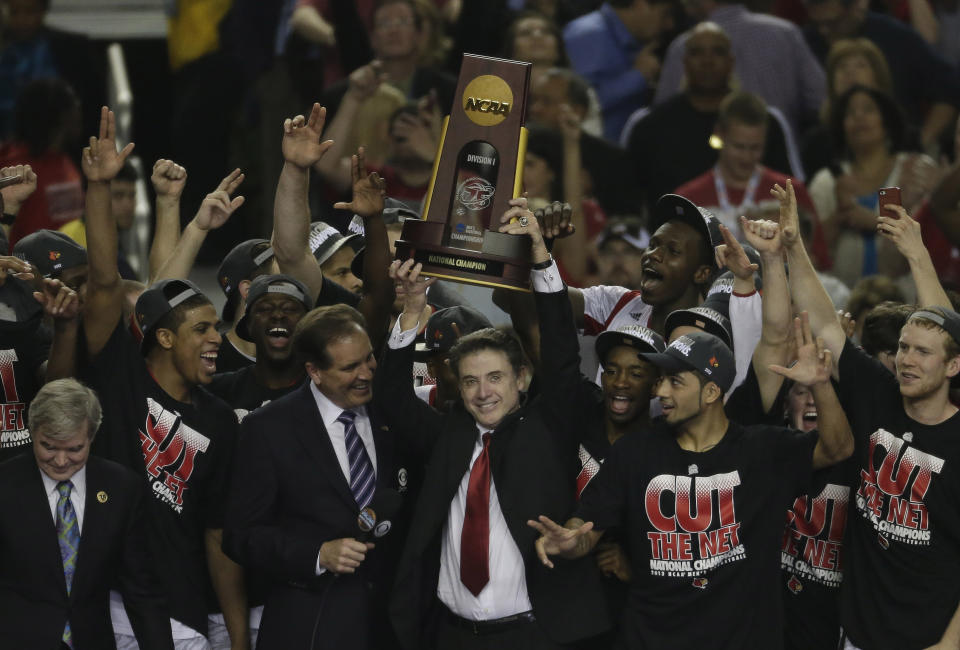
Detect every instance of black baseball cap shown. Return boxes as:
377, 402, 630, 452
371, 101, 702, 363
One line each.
217, 239, 274, 321
595, 325, 666, 366
414, 305, 493, 360
310, 222, 362, 266
909, 307, 960, 348
350, 202, 421, 278
236, 274, 313, 342
651, 194, 723, 269
641, 331, 736, 392
665, 305, 733, 349
13, 230, 87, 277
131, 279, 206, 350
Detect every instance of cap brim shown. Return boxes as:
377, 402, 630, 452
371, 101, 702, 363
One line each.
665, 311, 732, 348
315, 233, 362, 265
639, 351, 694, 376
595, 331, 661, 363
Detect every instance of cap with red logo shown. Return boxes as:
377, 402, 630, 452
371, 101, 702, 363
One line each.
640, 331, 736, 392
12, 229, 87, 277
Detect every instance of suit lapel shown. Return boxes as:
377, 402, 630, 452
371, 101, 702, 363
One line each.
371, 410, 391, 491
73, 461, 106, 603
290, 383, 358, 511
24, 458, 71, 599
445, 413, 478, 496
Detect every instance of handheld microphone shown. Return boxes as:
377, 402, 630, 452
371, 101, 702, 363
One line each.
356, 488, 402, 542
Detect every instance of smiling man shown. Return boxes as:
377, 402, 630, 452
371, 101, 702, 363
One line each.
380, 200, 610, 649
530, 326, 854, 648
223, 302, 413, 650
79, 107, 247, 649
208, 274, 312, 422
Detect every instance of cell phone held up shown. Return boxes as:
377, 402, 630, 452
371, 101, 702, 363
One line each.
878, 186, 902, 218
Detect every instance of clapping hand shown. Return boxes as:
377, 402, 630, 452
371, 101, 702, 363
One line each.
81, 106, 135, 182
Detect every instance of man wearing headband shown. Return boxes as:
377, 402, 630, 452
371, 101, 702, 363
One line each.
530, 324, 853, 648
208, 274, 313, 422
79, 108, 247, 648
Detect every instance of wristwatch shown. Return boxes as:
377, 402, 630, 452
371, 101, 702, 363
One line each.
531, 255, 553, 270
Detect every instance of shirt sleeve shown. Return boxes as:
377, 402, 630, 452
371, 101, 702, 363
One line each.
387, 317, 420, 350
530, 259, 564, 293
576, 436, 632, 531
728, 290, 762, 396
580, 285, 633, 335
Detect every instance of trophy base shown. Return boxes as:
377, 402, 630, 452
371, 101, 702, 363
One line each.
396, 220, 532, 292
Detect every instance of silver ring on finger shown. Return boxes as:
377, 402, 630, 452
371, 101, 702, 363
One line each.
519, 216, 529, 227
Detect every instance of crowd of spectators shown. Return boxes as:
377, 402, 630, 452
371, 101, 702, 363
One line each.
2, 0, 960, 648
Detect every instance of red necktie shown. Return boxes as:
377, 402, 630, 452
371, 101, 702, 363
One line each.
461, 432, 491, 596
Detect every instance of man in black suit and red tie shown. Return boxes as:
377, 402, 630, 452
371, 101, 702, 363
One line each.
223, 304, 413, 650
378, 200, 610, 649
0, 378, 173, 650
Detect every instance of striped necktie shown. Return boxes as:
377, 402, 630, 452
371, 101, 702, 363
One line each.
337, 410, 376, 509
56, 480, 79, 648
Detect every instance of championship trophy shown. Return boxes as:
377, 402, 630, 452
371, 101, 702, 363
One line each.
394, 54, 533, 291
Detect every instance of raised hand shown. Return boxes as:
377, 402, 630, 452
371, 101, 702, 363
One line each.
535, 200, 575, 240
81, 106, 135, 182
771, 180, 801, 248
769, 312, 833, 387
714, 223, 758, 280
282, 103, 334, 169
0, 164, 38, 212
346, 61, 386, 103
193, 168, 245, 231
740, 216, 782, 255
837, 309, 856, 338
392, 111, 439, 164
151, 159, 187, 199
389, 258, 437, 316
0, 255, 33, 286
877, 203, 925, 262
527, 515, 595, 569
34, 278, 79, 321
333, 147, 385, 220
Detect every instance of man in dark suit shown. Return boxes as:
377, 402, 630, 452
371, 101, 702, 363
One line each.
378, 203, 610, 649
223, 304, 412, 650
0, 378, 173, 650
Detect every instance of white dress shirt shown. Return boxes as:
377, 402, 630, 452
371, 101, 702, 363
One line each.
436, 424, 532, 621
385, 262, 563, 621
309, 382, 378, 576
40, 466, 86, 534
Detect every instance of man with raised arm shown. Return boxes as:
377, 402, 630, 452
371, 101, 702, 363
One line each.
271, 103, 394, 347
776, 178, 960, 650
530, 315, 853, 648
79, 107, 249, 649
381, 199, 610, 649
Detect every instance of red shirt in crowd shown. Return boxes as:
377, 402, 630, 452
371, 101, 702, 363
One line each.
0, 142, 83, 250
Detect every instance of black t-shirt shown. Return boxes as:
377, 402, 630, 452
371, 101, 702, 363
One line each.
215, 336, 255, 374
0, 313, 47, 462
208, 366, 301, 422
577, 419, 816, 649
83, 321, 238, 635
727, 363, 849, 650
838, 339, 960, 649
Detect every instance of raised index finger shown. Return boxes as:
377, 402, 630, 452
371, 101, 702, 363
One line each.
98, 106, 109, 141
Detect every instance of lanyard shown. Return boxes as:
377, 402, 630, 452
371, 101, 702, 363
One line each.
714, 166, 762, 218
